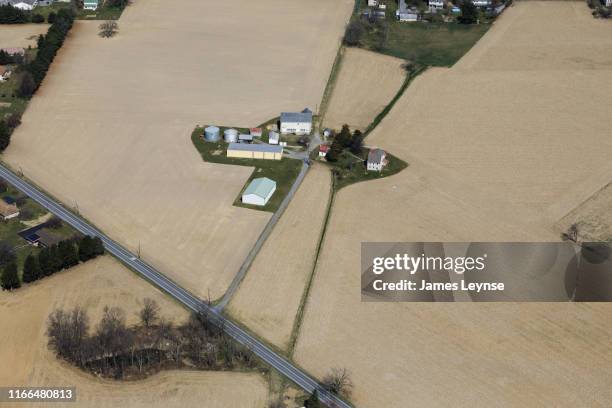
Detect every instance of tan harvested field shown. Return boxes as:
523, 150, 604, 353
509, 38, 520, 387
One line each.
324, 48, 407, 131
295, 2, 612, 407
227, 164, 331, 350
2, 0, 352, 300
557, 182, 612, 241
0, 24, 49, 48
0, 256, 268, 408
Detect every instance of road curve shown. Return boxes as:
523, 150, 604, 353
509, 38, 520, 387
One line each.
0, 163, 351, 408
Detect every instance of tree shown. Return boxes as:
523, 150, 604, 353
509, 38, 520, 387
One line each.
343, 20, 364, 46
1, 260, 20, 290
322, 367, 353, 399
58, 240, 79, 269
0, 4, 29, 24
0, 241, 16, 268
0, 50, 14, 65
18, 71, 36, 98
47, 11, 57, 24
6, 113, 22, 130
32, 13, 45, 23
106, 0, 130, 7
0, 121, 11, 152
138, 298, 160, 328
47, 307, 89, 364
458, 0, 479, 24
98, 21, 119, 38
349, 129, 364, 155
336, 124, 352, 148
304, 390, 321, 408
92, 237, 105, 256
47, 216, 63, 229
23, 253, 42, 283
78, 235, 94, 262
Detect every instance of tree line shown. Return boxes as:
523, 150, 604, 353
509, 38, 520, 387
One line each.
0, 4, 59, 24
47, 300, 264, 380
325, 124, 364, 162
0, 235, 104, 291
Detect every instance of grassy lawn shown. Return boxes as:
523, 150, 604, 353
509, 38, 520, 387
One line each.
354, 1, 491, 66
191, 127, 302, 213
320, 148, 408, 191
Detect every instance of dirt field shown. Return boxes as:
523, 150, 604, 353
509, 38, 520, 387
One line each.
324, 48, 407, 131
0, 256, 268, 408
2, 0, 352, 300
227, 164, 331, 350
295, 2, 612, 407
0, 24, 49, 48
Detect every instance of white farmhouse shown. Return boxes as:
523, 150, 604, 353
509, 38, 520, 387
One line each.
367, 148, 387, 172
280, 108, 313, 135
429, 0, 444, 10
242, 177, 276, 206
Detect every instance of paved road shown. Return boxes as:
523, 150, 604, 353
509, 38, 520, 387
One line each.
0, 163, 351, 408
216, 159, 310, 310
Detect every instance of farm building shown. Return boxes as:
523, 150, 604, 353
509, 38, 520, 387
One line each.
0, 200, 19, 220
250, 128, 263, 137
280, 108, 313, 135
227, 143, 283, 160
428, 0, 444, 10
0, 48, 25, 57
397, 0, 419, 21
367, 148, 387, 172
242, 177, 276, 206
268, 131, 280, 145
83, 0, 98, 10
224, 128, 238, 143
319, 144, 329, 158
238, 133, 254, 143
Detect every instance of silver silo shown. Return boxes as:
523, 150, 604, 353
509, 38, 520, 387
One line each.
224, 128, 238, 143
204, 126, 220, 142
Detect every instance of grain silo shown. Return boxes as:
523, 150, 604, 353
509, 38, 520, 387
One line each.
224, 128, 238, 143
204, 126, 220, 142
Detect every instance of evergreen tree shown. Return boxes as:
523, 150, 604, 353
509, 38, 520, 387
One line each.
304, 390, 321, 408
58, 240, 78, 269
0, 121, 11, 152
18, 72, 36, 98
349, 129, 364, 155
38, 247, 53, 276
92, 237, 105, 256
458, 0, 479, 24
335, 124, 352, 148
78, 236, 94, 262
49, 245, 63, 274
47, 12, 56, 24
1, 260, 20, 290
23, 253, 41, 283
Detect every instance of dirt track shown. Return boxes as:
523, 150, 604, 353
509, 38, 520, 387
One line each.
228, 164, 331, 350
2, 0, 352, 299
0, 256, 268, 408
324, 48, 406, 131
295, 2, 612, 407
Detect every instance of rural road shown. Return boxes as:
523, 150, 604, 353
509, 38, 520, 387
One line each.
0, 163, 351, 408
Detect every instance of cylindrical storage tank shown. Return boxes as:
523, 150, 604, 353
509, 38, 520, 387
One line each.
204, 126, 220, 142
224, 128, 238, 143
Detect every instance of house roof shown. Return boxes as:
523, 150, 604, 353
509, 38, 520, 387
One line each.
281, 109, 313, 124
238, 133, 253, 141
319, 144, 329, 153
36, 229, 63, 247
0, 200, 18, 217
250, 128, 263, 136
228, 143, 283, 153
368, 148, 386, 164
243, 177, 276, 199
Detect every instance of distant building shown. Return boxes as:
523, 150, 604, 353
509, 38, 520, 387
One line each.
83, 0, 98, 10
368, 0, 378, 5
0, 66, 11, 82
227, 143, 283, 160
280, 108, 313, 135
367, 148, 387, 172
0, 48, 25, 57
242, 177, 276, 206
429, 0, 444, 10
397, 0, 419, 21
606, 0, 611, 6
250, 128, 263, 137
472, 0, 491, 7
319, 144, 329, 158
268, 131, 280, 145
0, 200, 19, 220
238, 133, 253, 143
0, 0, 38, 10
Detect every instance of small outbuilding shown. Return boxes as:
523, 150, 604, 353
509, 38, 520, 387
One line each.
0, 200, 19, 220
367, 148, 387, 172
250, 128, 263, 137
238, 133, 254, 143
268, 131, 280, 145
242, 177, 277, 206
319, 144, 329, 158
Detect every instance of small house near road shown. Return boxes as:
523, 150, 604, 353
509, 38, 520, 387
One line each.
0, 199, 19, 220
83, 0, 98, 10
319, 144, 329, 158
227, 143, 283, 160
280, 108, 313, 135
367, 148, 387, 172
242, 177, 276, 206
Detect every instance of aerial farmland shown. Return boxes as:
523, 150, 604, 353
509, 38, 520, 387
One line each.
2, 0, 353, 300
295, 2, 612, 407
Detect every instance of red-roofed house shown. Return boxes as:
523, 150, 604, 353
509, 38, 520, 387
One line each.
319, 144, 329, 158
250, 128, 263, 137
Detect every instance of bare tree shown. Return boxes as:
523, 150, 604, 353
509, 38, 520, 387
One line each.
322, 367, 353, 399
47, 306, 89, 365
99, 21, 119, 38
139, 298, 160, 328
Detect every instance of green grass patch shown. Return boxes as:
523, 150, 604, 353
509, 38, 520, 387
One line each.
191, 127, 302, 213
321, 148, 407, 191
